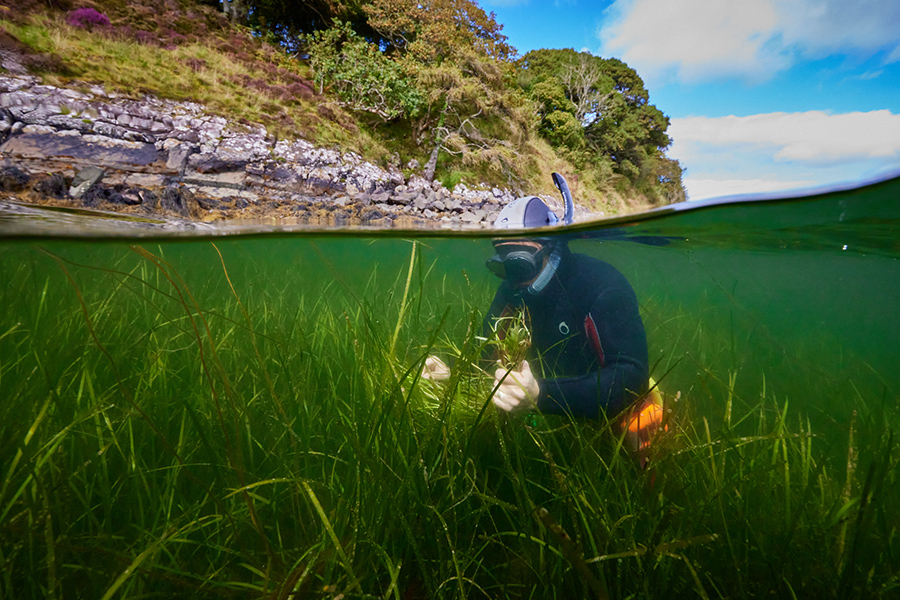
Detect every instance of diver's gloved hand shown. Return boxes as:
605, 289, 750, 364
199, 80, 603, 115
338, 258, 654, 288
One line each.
492, 360, 540, 414
422, 355, 451, 381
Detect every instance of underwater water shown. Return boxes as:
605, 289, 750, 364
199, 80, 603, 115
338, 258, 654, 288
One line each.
1, 176, 898, 599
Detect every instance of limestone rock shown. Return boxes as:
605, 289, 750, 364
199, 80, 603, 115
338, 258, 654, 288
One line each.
0, 73, 533, 227
69, 166, 105, 199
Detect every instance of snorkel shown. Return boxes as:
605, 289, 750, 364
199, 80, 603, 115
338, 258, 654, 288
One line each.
551, 172, 575, 225
488, 173, 575, 295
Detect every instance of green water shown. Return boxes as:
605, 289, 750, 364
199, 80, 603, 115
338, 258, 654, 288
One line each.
1, 177, 898, 599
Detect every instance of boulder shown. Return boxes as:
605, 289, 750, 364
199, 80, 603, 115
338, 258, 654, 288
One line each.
69, 166, 105, 199
0, 165, 31, 191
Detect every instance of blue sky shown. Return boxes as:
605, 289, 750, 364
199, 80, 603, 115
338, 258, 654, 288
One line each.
481, 0, 900, 200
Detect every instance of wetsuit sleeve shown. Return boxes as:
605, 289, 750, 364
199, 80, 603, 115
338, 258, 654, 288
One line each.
537, 287, 649, 419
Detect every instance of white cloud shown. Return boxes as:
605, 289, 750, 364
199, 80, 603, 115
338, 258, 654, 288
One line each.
888, 44, 900, 64
683, 177, 816, 201
670, 110, 900, 166
668, 110, 900, 200
600, 0, 785, 82
778, 0, 900, 58
599, 0, 900, 83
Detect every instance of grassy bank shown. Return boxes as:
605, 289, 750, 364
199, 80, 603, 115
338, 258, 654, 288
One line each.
0, 238, 897, 599
2, 4, 658, 213
2, 13, 374, 156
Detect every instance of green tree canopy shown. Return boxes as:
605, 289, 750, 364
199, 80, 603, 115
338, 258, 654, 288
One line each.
364, 0, 513, 63
518, 48, 682, 202
305, 2, 527, 183
308, 21, 423, 121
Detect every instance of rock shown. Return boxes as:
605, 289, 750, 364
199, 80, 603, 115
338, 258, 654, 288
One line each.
195, 195, 221, 210
166, 143, 196, 172
360, 206, 385, 221
0, 166, 31, 191
81, 183, 143, 206
370, 189, 391, 204
33, 173, 68, 198
0, 109, 13, 133
0, 128, 159, 168
112, 187, 143, 206
406, 175, 430, 191
390, 190, 417, 205
138, 188, 159, 209
69, 166, 105, 199
188, 153, 247, 174
160, 184, 194, 217
0, 74, 534, 226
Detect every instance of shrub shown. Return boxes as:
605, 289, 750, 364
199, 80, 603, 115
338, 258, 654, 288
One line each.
309, 21, 423, 122
66, 7, 110, 30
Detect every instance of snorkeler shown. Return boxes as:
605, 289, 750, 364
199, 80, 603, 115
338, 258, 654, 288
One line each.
423, 174, 664, 459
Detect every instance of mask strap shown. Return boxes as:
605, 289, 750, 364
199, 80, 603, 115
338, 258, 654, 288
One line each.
527, 249, 561, 295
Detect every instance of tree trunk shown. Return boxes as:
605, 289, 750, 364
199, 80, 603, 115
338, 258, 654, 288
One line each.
423, 98, 450, 182
423, 139, 441, 183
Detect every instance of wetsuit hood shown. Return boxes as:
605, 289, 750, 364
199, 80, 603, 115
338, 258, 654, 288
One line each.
492, 172, 575, 230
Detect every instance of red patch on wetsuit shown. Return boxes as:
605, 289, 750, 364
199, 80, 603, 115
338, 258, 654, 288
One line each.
584, 313, 605, 367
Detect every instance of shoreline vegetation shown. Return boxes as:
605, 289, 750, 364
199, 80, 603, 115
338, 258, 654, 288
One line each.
0, 237, 897, 598
2, 0, 684, 225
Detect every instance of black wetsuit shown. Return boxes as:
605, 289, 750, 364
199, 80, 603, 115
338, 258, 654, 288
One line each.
484, 245, 649, 419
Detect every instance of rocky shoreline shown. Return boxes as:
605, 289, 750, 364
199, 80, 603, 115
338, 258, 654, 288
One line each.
0, 74, 585, 228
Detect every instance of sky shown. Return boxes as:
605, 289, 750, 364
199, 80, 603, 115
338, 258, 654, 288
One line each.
480, 0, 900, 201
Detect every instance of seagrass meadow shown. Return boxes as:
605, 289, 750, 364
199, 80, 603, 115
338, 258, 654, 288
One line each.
1, 176, 899, 599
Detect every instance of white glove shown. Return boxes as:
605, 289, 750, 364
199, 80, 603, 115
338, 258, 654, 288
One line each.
421, 355, 451, 381
492, 360, 540, 414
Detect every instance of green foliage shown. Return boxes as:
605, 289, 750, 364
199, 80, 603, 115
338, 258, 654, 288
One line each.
528, 80, 584, 150
519, 48, 684, 204
364, 0, 513, 63
438, 169, 473, 191
308, 21, 423, 121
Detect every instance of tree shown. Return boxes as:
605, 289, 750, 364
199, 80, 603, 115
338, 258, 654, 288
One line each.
364, 0, 513, 63
308, 22, 422, 121
518, 48, 680, 200
413, 50, 527, 182
519, 49, 619, 128
528, 80, 584, 150
241, 0, 373, 49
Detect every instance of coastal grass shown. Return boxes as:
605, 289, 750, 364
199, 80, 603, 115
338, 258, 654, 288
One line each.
1, 15, 381, 158
0, 239, 898, 599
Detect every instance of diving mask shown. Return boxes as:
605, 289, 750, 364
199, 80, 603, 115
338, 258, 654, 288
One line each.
486, 240, 548, 284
